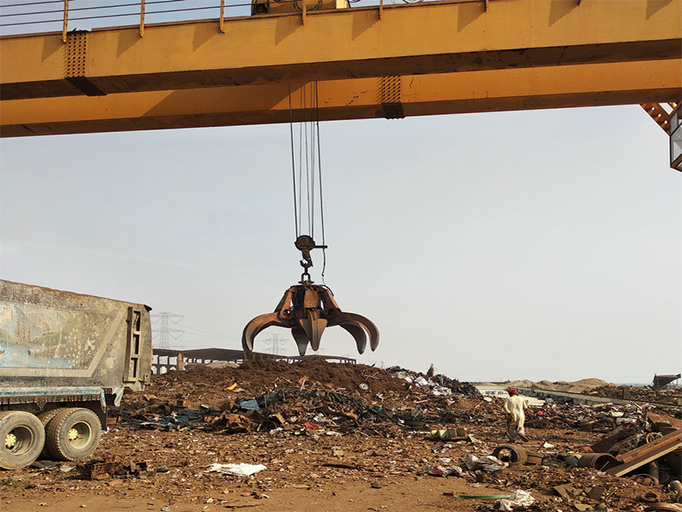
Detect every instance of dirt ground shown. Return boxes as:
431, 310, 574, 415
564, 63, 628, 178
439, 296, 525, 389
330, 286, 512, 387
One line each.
2, 360, 681, 511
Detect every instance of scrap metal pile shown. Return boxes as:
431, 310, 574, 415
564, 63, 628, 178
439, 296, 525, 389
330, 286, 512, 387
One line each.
109, 360, 682, 509
122, 360, 480, 435
4, 359, 682, 511
583, 384, 682, 406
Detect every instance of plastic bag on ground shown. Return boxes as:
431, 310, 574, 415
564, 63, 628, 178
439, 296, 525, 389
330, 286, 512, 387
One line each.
463, 454, 507, 473
425, 464, 464, 477
498, 490, 535, 511
206, 463, 266, 477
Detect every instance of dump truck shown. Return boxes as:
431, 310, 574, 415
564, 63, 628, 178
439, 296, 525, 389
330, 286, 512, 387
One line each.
0, 280, 153, 469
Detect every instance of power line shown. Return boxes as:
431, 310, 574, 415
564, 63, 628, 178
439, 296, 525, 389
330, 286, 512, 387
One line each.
262, 333, 288, 355
151, 311, 184, 349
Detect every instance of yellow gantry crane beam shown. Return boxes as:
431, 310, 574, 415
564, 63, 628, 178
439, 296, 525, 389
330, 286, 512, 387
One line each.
0, 0, 681, 137
1, 61, 678, 137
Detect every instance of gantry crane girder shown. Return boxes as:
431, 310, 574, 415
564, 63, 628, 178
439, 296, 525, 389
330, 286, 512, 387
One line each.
0, 0, 680, 137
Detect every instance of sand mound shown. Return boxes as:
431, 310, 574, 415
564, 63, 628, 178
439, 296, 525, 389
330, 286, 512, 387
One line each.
505, 378, 610, 394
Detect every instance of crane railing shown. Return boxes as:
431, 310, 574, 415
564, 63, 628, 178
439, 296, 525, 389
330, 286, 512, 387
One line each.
0, 0, 458, 38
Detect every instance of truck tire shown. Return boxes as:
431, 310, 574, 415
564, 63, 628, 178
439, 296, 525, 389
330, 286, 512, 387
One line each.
37, 409, 62, 460
45, 408, 102, 462
0, 410, 46, 470
492, 443, 528, 465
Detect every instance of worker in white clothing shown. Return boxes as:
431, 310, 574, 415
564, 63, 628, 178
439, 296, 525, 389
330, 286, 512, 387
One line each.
503, 388, 528, 442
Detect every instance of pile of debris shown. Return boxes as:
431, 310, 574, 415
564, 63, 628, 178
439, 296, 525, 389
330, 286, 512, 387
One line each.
386, 365, 480, 396
123, 360, 681, 481
587, 412, 682, 483
585, 384, 682, 406
8, 359, 682, 511
122, 359, 481, 436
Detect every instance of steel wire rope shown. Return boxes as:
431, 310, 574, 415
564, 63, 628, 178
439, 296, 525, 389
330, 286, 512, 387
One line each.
304, 84, 315, 238
288, 84, 300, 239
287, 81, 328, 281
299, 86, 308, 236
297, 94, 305, 235
303, 87, 310, 235
314, 81, 328, 283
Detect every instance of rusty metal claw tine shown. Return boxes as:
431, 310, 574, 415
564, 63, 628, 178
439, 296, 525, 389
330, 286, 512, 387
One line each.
241, 313, 283, 354
329, 312, 380, 352
300, 309, 327, 351
339, 323, 367, 354
291, 327, 310, 356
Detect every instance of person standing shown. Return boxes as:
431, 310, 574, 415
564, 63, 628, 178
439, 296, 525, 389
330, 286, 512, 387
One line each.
504, 388, 528, 442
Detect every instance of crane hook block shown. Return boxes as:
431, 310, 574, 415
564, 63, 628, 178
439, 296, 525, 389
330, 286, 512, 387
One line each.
294, 235, 327, 273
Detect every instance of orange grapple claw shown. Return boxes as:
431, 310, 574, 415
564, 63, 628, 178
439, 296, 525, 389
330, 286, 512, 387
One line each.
242, 280, 379, 357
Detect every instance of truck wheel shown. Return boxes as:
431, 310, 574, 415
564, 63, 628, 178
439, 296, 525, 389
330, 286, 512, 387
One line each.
0, 410, 46, 470
37, 409, 62, 460
45, 408, 102, 461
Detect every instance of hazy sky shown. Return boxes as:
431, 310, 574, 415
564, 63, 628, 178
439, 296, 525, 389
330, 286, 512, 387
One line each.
1, 105, 680, 384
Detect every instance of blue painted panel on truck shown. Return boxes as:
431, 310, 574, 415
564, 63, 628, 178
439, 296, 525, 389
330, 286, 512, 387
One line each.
0, 280, 153, 396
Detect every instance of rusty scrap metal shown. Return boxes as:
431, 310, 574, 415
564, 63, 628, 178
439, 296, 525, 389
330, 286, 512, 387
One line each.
616, 429, 682, 465
242, 280, 379, 356
577, 452, 620, 471
669, 480, 682, 503
83, 457, 151, 480
608, 428, 682, 477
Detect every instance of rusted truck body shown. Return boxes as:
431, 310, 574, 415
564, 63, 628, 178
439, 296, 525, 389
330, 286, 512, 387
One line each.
0, 280, 153, 469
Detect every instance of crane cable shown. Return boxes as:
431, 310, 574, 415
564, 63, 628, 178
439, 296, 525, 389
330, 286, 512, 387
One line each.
288, 82, 327, 283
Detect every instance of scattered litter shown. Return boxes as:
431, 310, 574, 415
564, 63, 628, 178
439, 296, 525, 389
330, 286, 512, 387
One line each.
10, 359, 681, 511
445, 493, 511, 500
237, 399, 260, 411
497, 489, 535, 511
303, 421, 323, 430
206, 463, 267, 477
431, 427, 467, 440
425, 464, 464, 477
431, 386, 452, 396
462, 454, 507, 473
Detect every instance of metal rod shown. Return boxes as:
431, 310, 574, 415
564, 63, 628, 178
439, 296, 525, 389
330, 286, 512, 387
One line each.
140, 0, 145, 37
220, 0, 225, 33
379, 0, 383, 19
61, 0, 68, 43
